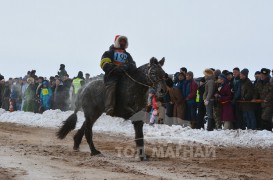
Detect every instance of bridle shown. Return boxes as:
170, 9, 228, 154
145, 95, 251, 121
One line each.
124, 65, 165, 89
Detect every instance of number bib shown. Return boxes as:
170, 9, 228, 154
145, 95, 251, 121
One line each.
42, 88, 49, 96
113, 50, 128, 65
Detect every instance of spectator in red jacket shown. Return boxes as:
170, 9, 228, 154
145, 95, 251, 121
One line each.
184, 71, 198, 128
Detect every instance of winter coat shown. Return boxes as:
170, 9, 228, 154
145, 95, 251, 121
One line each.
232, 77, 241, 101
22, 84, 36, 112
40, 87, 52, 110
72, 77, 85, 95
151, 95, 158, 110
168, 87, 185, 120
163, 92, 174, 117
1, 84, 11, 111
100, 45, 136, 83
184, 80, 198, 101
254, 78, 273, 120
218, 83, 234, 121
175, 80, 186, 97
203, 76, 215, 101
0, 84, 4, 107
54, 84, 66, 111
10, 83, 22, 104
240, 78, 256, 112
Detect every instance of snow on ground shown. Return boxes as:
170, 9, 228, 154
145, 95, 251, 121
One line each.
0, 109, 272, 148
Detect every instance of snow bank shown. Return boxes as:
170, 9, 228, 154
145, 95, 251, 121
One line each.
0, 109, 272, 148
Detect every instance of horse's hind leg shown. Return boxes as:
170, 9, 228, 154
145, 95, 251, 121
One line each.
73, 121, 86, 151
84, 113, 101, 156
132, 120, 148, 161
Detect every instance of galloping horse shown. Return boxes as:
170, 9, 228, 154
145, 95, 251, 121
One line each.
57, 57, 167, 160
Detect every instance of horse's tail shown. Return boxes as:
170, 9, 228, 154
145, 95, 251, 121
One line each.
57, 92, 82, 139
56, 110, 78, 139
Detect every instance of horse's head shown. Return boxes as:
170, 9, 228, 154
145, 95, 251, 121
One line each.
147, 57, 167, 97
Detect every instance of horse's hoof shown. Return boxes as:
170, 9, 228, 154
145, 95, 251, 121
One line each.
91, 150, 101, 156
73, 145, 80, 151
140, 155, 149, 161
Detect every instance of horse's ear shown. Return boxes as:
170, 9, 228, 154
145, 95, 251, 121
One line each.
149, 57, 158, 65
159, 57, 165, 67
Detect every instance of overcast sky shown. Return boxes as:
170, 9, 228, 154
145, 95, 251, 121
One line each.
0, 0, 272, 79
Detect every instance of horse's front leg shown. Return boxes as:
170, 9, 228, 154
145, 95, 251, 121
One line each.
132, 120, 148, 161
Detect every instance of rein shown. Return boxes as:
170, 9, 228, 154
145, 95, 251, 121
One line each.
107, 65, 164, 89
124, 71, 164, 89
124, 71, 153, 88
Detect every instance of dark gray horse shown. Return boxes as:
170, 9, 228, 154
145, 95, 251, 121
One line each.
56, 57, 166, 160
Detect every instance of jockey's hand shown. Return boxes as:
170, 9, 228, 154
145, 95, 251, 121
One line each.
119, 64, 129, 72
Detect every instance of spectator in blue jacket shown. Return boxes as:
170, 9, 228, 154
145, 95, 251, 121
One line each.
40, 80, 52, 111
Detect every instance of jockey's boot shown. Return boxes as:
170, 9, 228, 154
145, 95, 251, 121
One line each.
105, 83, 116, 116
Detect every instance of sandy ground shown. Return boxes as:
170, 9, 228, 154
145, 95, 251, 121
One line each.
0, 122, 273, 180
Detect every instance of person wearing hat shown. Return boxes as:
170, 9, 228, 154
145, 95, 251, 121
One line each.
203, 68, 216, 131
165, 77, 185, 125
253, 68, 273, 131
100, 35, 136, 116
173, 67, 187, 84
71, 71, 85, 109
72, 71, 85, 95
239, 68, 256, 130
215, 74, 234, 129
40, 80, 53, 112
254, 71, 261, 86
53, 78, 66, 111
22, 77, 36, 112
58, 64, 68, 80
62, 74, 72, 110
185, 71, 198, 128
226, 72, 233, 84
10, 77, 22, 111
213, 69, 223, 130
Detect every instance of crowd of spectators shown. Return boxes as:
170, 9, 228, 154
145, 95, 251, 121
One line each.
148, 67, 273, 131
0, 64, 93, 113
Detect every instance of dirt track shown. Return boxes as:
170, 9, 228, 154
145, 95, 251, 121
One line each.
0, 122, 273, 180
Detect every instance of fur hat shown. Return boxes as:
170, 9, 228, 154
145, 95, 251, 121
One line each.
114, 35, 128, 49
260, 68, 270, 75
240, 68, 249, 77
203, 68, 214, 77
